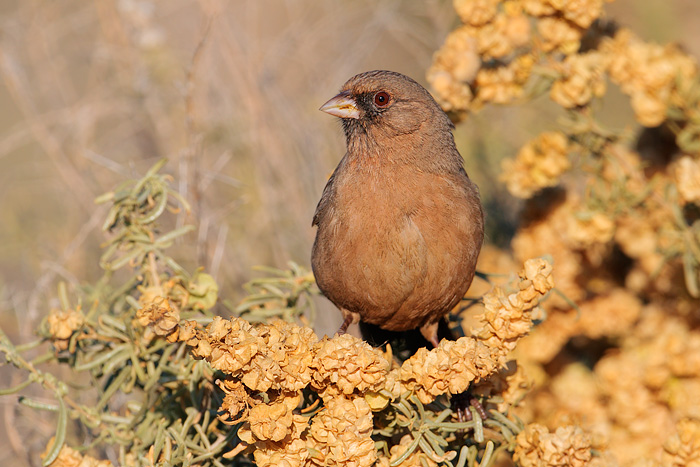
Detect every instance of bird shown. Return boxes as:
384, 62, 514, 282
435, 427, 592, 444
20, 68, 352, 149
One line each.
311, 70, 484, 348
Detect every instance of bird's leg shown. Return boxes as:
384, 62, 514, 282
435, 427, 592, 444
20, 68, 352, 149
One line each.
420, 321, 440, 349
335, 309, 360, 335
451, 391, 488, 425
451, 391, 472, 422
336, 315, 353, 335
429, 335, 440, 349
470, 397, 488, 420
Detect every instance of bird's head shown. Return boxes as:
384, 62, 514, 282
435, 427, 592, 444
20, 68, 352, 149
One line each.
320, 70, 455, 158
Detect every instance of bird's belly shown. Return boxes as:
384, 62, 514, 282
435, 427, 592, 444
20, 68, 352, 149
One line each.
312, 201, 474, 331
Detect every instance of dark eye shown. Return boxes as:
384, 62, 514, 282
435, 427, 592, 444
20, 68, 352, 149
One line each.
374, 91, 390, 108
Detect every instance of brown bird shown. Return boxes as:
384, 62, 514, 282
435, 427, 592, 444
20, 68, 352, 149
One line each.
312, 70, 484, 348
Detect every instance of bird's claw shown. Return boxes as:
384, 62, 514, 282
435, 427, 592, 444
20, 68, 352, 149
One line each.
451, 391, 487, 424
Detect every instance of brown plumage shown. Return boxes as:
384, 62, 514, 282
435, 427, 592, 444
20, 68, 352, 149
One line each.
312, 70, 484, 347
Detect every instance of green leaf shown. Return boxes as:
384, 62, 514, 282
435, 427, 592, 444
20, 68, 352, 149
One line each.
42, 397, 67, 466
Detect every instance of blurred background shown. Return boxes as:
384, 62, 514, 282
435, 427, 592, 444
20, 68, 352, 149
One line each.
0, 2, 699, 463
2, 0, 698, 333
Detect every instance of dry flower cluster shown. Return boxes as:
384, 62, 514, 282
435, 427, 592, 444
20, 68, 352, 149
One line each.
136, 258, 555, 467
513, 424, 593, 467
42, 443, 113, 467
663, 419, 700, 467
430, 0, 700, 199
427, 0, 700, 465
500, 131, 571, 207
46, 306, 85, 352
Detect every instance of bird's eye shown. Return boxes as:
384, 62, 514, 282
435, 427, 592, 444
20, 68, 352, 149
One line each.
374, 91, 390, 108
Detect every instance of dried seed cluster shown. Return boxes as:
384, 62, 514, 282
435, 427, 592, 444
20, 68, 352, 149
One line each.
514, 423, 593, 467
43, 444, 112, 467
500, 131, 571, 198
46, 307, 84, 351
427, 1, 700, 464
136, 259, 553, 467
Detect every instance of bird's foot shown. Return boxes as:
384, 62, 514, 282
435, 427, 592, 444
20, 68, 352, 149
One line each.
451, 391, 488, 423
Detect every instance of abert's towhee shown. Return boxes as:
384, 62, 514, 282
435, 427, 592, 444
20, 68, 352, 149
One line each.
312, 70, 484, 348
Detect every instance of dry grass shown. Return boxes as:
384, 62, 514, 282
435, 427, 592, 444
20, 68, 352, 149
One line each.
0, 0, 456, 333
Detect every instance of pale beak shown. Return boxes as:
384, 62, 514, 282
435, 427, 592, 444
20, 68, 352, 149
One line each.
319, 91, 360, 119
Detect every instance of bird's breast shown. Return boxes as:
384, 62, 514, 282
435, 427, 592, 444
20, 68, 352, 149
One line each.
312, 164, 483, 330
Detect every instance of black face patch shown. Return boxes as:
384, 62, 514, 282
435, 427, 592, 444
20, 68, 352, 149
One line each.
339, 92, 384, 140
342, 114, 368, 141
356, 92, 389, 121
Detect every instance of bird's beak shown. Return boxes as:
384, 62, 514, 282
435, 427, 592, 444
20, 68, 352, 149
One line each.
319, 91, 360, 119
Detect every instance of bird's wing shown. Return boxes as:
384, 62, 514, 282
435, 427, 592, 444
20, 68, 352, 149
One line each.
312, 157, 344, 227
